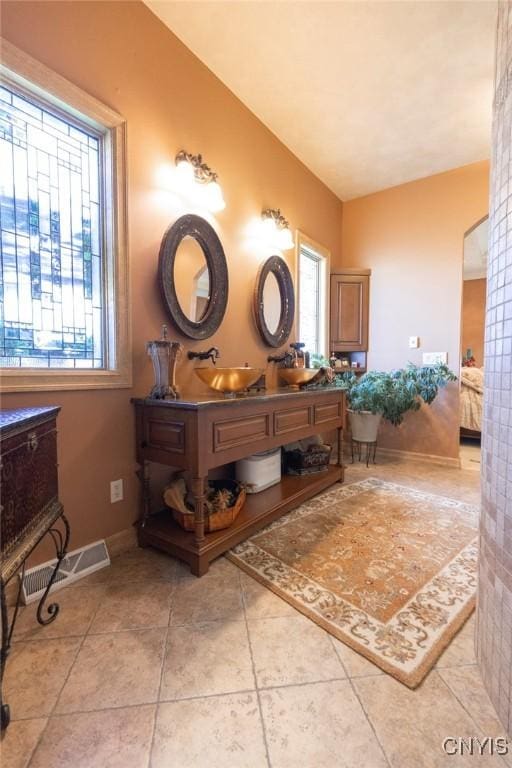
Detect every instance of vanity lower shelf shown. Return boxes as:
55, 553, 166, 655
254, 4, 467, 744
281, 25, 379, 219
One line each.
139, 465, 342, 575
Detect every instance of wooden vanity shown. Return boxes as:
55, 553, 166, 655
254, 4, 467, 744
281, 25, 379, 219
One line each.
132, 387, 345, 575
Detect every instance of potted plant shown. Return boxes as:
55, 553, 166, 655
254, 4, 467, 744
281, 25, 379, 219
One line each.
338, 364, 457, 442
308, 354, 336, 386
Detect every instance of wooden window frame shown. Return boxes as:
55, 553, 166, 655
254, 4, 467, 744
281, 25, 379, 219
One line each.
296, 231, 330, 358
0, 39, 131, 392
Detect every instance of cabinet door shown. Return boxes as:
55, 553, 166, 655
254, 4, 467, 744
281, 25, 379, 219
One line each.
330, 273, 369, 351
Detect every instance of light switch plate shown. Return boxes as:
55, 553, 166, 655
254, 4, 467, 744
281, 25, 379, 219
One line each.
422, 352, 448, 365
110, 479, 123, 504
409, 336, 419, 349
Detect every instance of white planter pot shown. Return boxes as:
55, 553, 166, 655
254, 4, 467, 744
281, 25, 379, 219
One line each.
348, 410, 382, 442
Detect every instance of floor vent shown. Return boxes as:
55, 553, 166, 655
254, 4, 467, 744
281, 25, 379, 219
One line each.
21, 539, 110, 605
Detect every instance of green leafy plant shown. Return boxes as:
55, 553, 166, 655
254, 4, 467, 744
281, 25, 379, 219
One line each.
310, 354, 331, 369
337, 364, 457, 426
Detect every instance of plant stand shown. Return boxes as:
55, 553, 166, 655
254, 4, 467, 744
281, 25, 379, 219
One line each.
351, 438, 377, 468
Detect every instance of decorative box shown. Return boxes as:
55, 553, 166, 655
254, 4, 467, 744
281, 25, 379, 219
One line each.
283, 443, 332, 476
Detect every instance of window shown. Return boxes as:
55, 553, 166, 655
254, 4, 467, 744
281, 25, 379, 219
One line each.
1, 87, 104, 368
0, 40, 129, 391
297, 233, 329, 357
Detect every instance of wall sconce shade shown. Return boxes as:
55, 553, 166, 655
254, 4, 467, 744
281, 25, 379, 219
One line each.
261, 208, 294, 251
175, 150, 225, 212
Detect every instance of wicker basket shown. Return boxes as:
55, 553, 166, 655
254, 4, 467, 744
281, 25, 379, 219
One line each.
164, 478, 246, 532
283, 443, 332, 476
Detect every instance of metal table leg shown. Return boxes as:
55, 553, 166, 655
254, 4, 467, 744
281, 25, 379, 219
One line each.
1, 512, 70, 730
351, 439, 377, 468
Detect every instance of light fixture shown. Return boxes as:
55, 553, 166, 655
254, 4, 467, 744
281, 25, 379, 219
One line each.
175, 150, 225, 212
261, 208, 294, 251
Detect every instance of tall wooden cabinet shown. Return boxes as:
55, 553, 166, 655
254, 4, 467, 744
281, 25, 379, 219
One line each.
330, 269, 370, 353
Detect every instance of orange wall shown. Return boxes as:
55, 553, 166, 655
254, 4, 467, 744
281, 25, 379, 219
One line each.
2, 1, 342, 556
339, 162, 489, 458
462, 278, 487, 366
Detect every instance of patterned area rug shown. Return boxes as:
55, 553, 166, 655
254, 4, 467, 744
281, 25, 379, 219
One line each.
228, 478, 478, 688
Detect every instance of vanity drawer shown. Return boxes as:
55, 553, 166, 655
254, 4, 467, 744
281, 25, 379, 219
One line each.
213, 414, 271, 452
314, 402, 342, 425
144, 413, 186, 455
274, 406, 312, 435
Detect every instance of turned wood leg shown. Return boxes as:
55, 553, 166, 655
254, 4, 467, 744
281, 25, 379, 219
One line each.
192, 477, 206, 546
136, 460, 151, 529
337, 427, 345, 482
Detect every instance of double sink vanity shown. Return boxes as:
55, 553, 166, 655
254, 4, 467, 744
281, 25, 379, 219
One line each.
133, 386, 345, 576
133, 212, 346, 576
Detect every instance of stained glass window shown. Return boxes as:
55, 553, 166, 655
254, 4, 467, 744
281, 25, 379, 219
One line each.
0, 84, 105, 369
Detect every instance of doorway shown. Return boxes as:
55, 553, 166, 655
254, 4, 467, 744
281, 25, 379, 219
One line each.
460, 216, 488, 470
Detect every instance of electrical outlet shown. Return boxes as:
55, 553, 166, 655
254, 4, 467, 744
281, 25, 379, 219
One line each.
110, 479, 123, 504
422, 352, 448, 365
409, 336, 419, 349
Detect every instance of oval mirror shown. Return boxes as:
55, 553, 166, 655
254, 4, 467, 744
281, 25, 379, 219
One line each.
262, 271, 281, 334
253, 255, 295, 347
159, 214, 228, 340
174, 236, 210, 322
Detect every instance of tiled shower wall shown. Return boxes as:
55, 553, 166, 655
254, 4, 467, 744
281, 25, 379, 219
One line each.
476, 0, 512, 736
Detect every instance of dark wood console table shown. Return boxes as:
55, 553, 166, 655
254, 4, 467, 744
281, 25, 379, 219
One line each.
132, 387, 345, 576
0, 407, 69, 730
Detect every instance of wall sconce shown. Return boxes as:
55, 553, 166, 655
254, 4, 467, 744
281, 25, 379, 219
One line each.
261, 208, 294, 250
175, 150, 225, 213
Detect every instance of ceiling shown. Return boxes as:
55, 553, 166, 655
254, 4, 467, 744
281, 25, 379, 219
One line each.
464, 217, 488, 280
145, 0, 496, 201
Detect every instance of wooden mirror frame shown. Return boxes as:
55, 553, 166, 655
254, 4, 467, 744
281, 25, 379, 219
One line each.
159, 214, 228, 340
253, 255, 295, 348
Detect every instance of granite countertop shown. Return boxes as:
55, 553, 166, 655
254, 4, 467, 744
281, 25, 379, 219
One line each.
131, 386, 344, 410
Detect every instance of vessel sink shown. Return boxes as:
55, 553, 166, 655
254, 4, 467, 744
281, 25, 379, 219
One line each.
194, 367, 264, 396
279, 368, 320, 387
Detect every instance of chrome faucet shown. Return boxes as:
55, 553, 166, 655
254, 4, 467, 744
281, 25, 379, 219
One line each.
188, 347, 220, 365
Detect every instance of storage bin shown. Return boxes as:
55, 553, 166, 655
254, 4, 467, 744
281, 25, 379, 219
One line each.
235, 448, 281, 493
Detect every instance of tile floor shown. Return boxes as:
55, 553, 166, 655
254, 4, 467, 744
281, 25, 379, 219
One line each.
2, 456, 510, 768
459, 439, 482, 472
